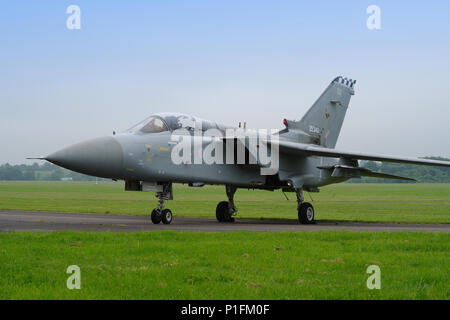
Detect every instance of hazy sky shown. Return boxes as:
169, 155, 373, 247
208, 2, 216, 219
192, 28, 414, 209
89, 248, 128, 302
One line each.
1, 1, 449, 164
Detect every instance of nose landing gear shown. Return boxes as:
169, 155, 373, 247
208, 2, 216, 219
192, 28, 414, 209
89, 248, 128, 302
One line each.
151, 183, 173, 224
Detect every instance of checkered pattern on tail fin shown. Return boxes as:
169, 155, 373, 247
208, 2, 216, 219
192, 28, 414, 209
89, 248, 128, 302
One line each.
333, 76, 356, 88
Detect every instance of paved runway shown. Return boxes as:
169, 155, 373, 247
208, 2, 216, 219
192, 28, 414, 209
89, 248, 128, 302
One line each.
0, 210, 448, 232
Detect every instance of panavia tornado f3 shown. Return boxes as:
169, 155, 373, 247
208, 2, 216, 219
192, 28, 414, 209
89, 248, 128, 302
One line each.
30, 76, 450, 225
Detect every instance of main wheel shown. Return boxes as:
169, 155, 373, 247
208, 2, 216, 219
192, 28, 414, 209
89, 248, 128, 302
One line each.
216, 201, 235, 223
161, 208, 173, 225
298, 202, 315, 224
151, 208, 162, 224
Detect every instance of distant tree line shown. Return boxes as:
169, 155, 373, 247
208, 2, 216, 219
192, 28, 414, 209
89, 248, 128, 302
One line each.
0, 156, 449, 182
0, 162, 103, 181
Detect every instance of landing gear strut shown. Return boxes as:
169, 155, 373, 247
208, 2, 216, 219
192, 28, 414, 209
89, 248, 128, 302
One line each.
151, 183, 173, 225
296, 188, 315, 224
216, 185, 237, 223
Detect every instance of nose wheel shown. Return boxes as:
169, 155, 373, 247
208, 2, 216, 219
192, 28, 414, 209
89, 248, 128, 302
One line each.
151, 208, 173, 224
150, 183, 173, 225
151, 208, 162, 224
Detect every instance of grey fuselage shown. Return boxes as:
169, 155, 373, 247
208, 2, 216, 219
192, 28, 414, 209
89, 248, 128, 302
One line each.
119, 131, 342, 189
46, 117, 344, 192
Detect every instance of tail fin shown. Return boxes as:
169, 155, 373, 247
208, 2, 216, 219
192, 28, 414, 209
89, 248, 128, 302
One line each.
292, 76, 355, 148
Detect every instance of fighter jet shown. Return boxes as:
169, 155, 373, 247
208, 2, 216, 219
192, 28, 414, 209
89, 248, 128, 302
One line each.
30, 76, 450, 225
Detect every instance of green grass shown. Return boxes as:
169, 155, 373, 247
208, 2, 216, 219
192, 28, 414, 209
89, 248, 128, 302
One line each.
0, 231, 448, 299
1, 182, 448, 300
0, 181, 449, 223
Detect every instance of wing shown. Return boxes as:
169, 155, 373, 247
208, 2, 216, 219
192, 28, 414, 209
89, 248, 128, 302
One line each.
268, 140, 450, 168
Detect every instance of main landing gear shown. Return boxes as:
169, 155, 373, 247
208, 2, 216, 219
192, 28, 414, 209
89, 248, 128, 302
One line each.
216, 185, 237, 223
151, 183, 173, 225
213, 185, 315, 224
296, 188, 315, 224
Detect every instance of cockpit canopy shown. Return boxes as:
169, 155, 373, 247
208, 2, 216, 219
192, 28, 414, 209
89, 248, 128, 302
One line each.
128, 116, 168, 133
127, 113, 225, 134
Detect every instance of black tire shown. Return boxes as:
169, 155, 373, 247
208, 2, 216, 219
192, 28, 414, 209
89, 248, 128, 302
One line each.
216, 201, 227, 222
161, 209, 173, 225
151, 208, 162, 224
216, 201, 235, 223
298, 202, 315, 224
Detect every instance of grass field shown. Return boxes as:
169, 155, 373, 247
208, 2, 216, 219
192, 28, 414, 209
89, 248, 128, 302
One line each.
0, 231, 448, 299
0, 181, 449, 300
0, 181, 449, 223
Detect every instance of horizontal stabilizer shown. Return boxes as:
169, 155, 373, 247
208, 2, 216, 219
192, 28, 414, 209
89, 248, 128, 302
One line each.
318, 165, 416, 181
361, 171, 417, 182
359, 170, 416, 182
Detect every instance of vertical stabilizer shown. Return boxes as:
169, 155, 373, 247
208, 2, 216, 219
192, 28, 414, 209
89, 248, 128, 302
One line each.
295, 76, 355, 148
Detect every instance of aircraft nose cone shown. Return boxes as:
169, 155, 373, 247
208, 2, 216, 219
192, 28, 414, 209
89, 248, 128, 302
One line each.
46, 136, 124, 179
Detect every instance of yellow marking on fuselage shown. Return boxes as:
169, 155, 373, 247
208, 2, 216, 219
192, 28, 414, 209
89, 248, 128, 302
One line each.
125, 168, 135, 172
159, 147, 170, 151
